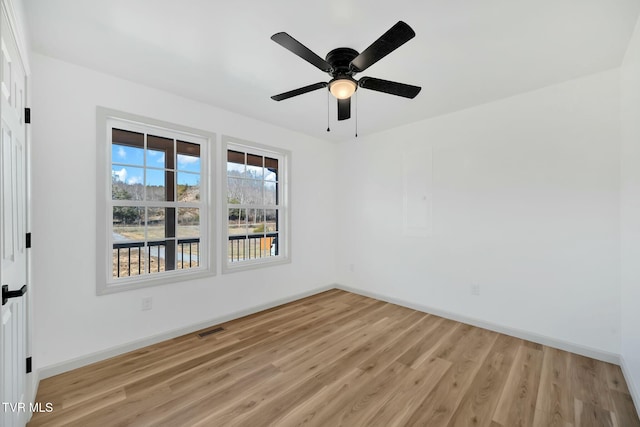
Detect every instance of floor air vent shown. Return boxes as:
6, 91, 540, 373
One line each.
198, 327, 225, 338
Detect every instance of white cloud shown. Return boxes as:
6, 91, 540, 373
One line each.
157, 153, 165, 164
178, 154, 199, 166
117, 147, 126, 159
113, 168, 127, 182
127, 176, 142, 185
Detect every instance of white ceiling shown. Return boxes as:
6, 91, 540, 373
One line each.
24, 0, 640, 142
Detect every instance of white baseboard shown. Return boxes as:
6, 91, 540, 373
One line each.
620, 355, 640, 414
334, 284, 621, 365
37, 284, 334, 380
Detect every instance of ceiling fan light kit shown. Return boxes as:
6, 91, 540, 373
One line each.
329, 78, 357, 99
270, 21, 421, 123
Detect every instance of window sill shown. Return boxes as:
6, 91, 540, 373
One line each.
97, 267, 215, 295
222, 256, 291, 274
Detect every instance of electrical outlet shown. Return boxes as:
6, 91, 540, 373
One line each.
141, 297, 153, 311
471, 284, 480, 296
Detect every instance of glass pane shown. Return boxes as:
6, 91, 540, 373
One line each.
228, 208, 247, 236
228, 178, 263, 205
113, 244, 145, 278
177, 172, 200, 202
112, 166, 144, 201
248, 209, 265, 234
246, 154, 263, 179
228, 238, 244, 262
177, 141, 200, 173
112, 144, 144, 166
146, 243, 166, 274
227, 162, 244, 176
265, 157, 278, 181
228, 150, 244, 165
177, 239, 199, 269
178, 208, 200, 238
242, 179, 263, 205
264, 182, 277, 205
264, 168, 277, 182
265, 209, 278, 232
147, 135, 174, 169
112, 128, 144, 166
227, 177, 246, 204
177, 140, 201, 173
146, 170, 174, 201
147, 207, 175, 239
177, 154, 200, 173
112, 206, 144, 240
271, 233, 279, 256
260, 235, 277, 258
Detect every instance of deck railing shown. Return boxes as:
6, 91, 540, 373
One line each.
228, 233, 278, 262
113, 238, 200, 277
113, 234, 277, 277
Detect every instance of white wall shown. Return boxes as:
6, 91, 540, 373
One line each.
30, 53, 338, 372
337, 69, 622, 358
620, 13, 640, 407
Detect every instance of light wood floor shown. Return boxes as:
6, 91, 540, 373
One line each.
29, 289, 639, 426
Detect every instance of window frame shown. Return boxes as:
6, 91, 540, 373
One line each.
222, 136, 291, 273
96, 107, 216, 295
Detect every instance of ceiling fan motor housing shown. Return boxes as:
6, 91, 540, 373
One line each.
325, 47, 360, 77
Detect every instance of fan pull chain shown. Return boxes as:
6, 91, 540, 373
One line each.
355, 91, 358, 138
326, 90, 331, 132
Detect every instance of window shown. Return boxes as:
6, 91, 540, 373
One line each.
223, 137, 290, 272
97, 108, 215, 294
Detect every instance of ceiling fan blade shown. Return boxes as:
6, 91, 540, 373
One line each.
350, 21, 416, 73
337, 98, 351, 121
271, 82, 328, 101
271, 32, 332, 73
358, 77, 421, 99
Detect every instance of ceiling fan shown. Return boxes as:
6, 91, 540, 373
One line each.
270, 21, 421, 121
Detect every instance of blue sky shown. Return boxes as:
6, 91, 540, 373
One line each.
112, 144, 200, 186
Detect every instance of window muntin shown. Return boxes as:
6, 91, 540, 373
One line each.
224, 140, 289, 271
98, 108, 214, 294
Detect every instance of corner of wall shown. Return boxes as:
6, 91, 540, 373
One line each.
621, 355, 640, 415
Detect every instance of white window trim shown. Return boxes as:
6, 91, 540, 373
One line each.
96, 107, 216, 295
222, 136, 291, 274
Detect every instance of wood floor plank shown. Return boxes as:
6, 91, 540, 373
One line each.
609, 390, 640, 427
231, 311, 429, 426
306, 361, 410, 426
123, 317, 382, 425
28, 290, 640, 427
356, 312, 446, 377
363, 356, 452, 427
533, 346, 578, 427
232, 316, 415, 426
269, 367, 366, 427
447, 334, 522, 427
603, 363, 630, 394
402, 325, 500, 426
492, 342, 544, 427
574, 398, 615, 427
570, 353, 614, 411
396, 316, 456, 368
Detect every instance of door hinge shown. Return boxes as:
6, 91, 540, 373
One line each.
26, 357, 32, 374
26, 232, 31, 249
25, 107, 31, 124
